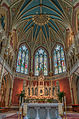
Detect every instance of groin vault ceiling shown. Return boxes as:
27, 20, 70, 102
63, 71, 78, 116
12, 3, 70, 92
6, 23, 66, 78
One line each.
4, 0, 76, 49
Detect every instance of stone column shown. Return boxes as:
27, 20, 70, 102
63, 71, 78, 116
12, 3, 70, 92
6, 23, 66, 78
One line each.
49, 56, 53, 76
30, 55, 34, 76
0, 60, 5, 89
5, 74, 10, 107
1, 33, 7, 57
12, 29, 18, 51
9, 76, 14, 106
69, 76, 74, 104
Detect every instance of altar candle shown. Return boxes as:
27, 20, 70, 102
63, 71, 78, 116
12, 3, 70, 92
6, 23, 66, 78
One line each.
62, 97, 63, 103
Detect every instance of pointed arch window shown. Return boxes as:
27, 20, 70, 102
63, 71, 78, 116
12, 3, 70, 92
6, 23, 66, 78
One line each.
16, 45, 29, 74
53, 45, 66, 74
35, 48, 48, 76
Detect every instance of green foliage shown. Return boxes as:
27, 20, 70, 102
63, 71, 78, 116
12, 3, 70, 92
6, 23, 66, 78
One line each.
16, 90, 25, 103
20, 90, 25, 97
47, 99, 53, 103
24, 98, 58, 103
58, 91, 65, 103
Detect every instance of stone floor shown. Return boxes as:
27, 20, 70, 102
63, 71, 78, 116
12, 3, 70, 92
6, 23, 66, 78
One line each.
0, 111, 17, 119
0, 111, 79, 119
63, 112, 79, 119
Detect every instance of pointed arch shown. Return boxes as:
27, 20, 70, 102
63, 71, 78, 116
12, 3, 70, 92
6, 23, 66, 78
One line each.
53, 44, 66, 74
34, 48, 48, 76
16, 44, 29, 74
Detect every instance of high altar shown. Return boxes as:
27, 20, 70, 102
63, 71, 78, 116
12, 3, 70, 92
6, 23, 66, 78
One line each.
24, 71, 59, 101
22, 72, 63, 119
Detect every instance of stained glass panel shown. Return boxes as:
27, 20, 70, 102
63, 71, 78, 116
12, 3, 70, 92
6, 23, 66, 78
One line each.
35, 48, 48, 76
53, 45, 66, 74
16, 45, 29, 74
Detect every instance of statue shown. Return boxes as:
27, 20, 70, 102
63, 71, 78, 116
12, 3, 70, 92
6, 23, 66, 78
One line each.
0, 14, 5, 30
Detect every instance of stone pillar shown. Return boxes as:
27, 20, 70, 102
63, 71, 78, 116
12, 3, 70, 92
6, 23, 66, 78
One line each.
69, 76, 74, 104
66, 28, 70, 50
0, 61, 5, 89
30, 55, 34, 76
9, 76, 14, 106
49, 56, 53, 76
12, 29, 18, 51
5, 75, 10, 107
1, 32, 7, 57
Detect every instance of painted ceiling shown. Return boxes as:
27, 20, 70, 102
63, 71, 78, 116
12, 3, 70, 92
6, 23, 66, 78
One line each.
16, 0, 66, 40
6, 0, 75, 49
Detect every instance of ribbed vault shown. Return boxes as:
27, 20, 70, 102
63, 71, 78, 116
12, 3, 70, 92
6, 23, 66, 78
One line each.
9, 0, 74, 48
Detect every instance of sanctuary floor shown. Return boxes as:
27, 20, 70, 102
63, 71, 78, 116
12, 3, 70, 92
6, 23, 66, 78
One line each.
63, 113, 79, 119
0, 111, 79, 119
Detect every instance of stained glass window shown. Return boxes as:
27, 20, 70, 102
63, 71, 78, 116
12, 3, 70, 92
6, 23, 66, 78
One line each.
35, 48, 48, 76
16, 45, 29, 74
53, 45, 66, 74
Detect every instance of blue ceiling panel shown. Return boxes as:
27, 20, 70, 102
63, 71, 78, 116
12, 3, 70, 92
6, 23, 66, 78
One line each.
24, 19, 33, 30
49, 16, 62, 21
42, 0, 63, 16
48, 22, 57, 33
22, 16, 32, 21
49, 19, 59, 31
33, 24, 37, 38
45, 24, 49, 38
20, 0, 40, 16
36, 26, 40, 39
42, 6, 61, 18
51, 0, 64, 13
25, 22, 34, 32
42, 26, 47, 39
20, 0, 31, 12
22, 7, 40, 18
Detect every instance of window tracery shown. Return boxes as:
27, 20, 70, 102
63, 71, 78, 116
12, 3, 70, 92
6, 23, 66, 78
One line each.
53, 45, 66, 74
16, 45, 29, 74
35, 48, 48, 76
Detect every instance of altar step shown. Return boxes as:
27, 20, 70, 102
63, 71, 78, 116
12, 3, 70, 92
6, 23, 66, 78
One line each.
0, 106, 19, 113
